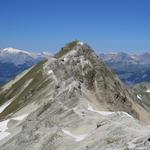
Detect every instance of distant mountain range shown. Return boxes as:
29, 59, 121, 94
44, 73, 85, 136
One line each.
1, 48, 150, 86
100, 52, 150, 84
0, 48, 52, 85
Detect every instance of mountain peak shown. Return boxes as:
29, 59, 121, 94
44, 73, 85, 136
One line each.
66, 40, 84, 47
55, 40, 92, 58
77, 41, 84, 46
2, 47, 31, 55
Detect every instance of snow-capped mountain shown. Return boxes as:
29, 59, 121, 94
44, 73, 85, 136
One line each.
0, 47, 51, 65
0, 47, 52, 85
100, 52, 139, 64
100, 52, 150, 65
100, 52, 150, 84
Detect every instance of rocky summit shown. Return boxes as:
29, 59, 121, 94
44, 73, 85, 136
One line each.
0, 41, 150, 150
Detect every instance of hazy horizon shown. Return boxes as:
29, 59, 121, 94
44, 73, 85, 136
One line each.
1, 45, 150, 55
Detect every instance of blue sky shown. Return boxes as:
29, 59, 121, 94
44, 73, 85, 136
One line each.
0, 0, 150, 53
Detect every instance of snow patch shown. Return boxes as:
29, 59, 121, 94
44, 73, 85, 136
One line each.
0, 100, 12, 113
77, 41, 84, 46
64, 57, 69, 62
0, 120, 10, 141
146, 89, 150, 93
23, 79, 33, 90
47, 70, 53, 75
88, 103, 133, 118
12, 114, 28, 121
0, 113, 28, 141
88, 103, 114, 115
2, 48, 31, 55
137, 94, 142, 100
62, 129, 87, 142
0, 120, 9, 132
121, 112, 133, 118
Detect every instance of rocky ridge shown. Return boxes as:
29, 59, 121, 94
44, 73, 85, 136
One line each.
0, 41, 150, 149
